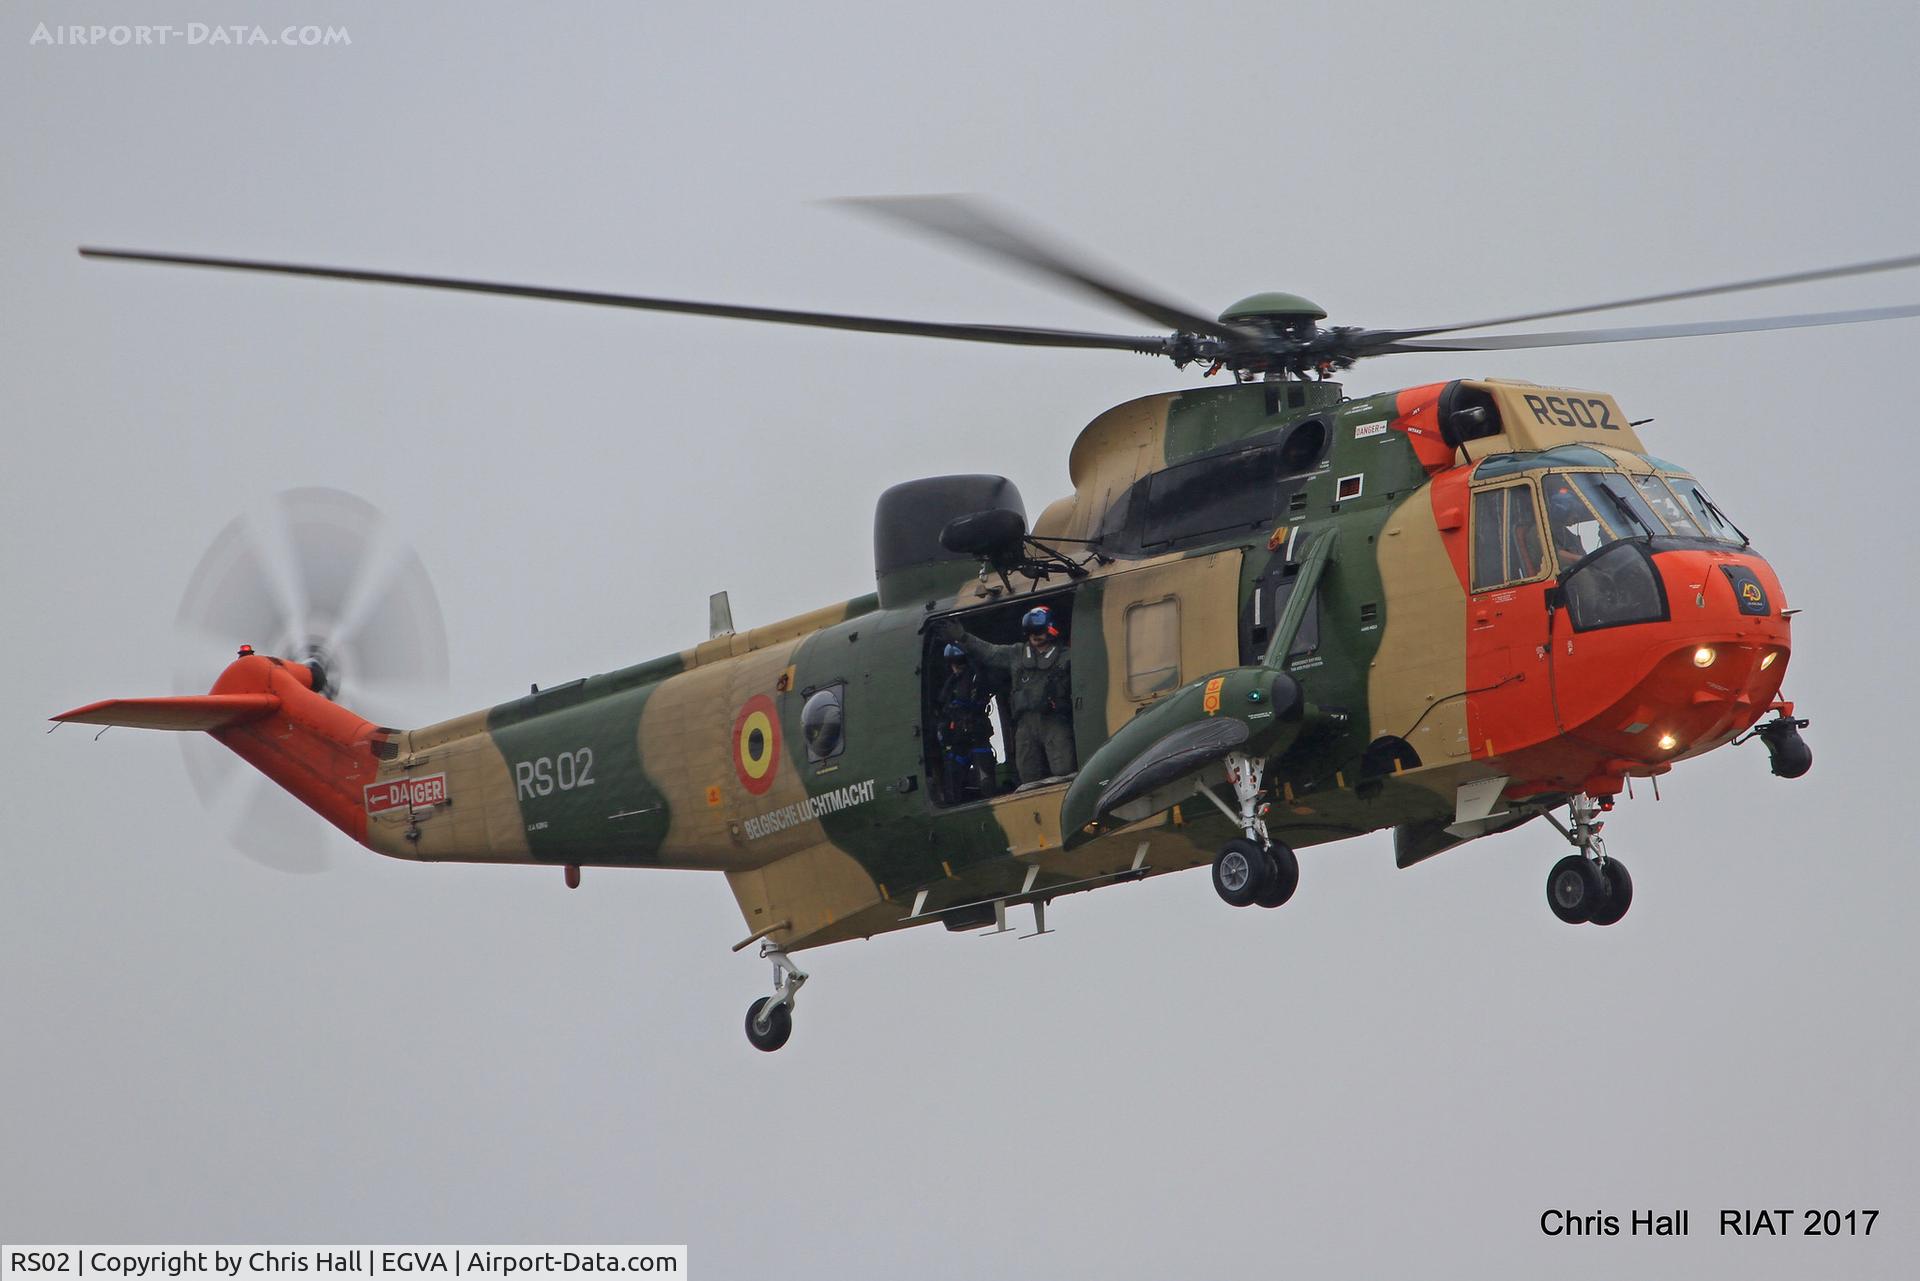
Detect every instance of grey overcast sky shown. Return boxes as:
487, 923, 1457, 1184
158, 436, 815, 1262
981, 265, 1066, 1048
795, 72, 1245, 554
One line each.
3, 1, 1915, 1276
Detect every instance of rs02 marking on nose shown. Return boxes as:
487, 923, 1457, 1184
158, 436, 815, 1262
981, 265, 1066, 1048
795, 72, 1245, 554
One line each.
515, 748, 595, 798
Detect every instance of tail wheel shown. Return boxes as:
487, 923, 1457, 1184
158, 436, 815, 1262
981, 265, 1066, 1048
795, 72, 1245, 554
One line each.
745, 997, 793, 1052
1546, 854, 1604, 924
1587, 859, 1634, 926
1254, 841, 1299, 908
1212, 838, 1273, 907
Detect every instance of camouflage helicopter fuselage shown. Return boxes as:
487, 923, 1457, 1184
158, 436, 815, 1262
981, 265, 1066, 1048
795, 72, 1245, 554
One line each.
63, 376, 1793, 957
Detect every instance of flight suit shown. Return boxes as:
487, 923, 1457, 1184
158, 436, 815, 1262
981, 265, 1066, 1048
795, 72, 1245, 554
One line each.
935, 664, 997, 801
951, 632, 1075, 784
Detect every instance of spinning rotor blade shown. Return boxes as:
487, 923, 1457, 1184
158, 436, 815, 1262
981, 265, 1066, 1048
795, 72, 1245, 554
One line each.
85, 211, 1920, 377
836, 195, 1250, 341
78, 247, 1170, 354
1399, 250, 1920, 338
1380, 300, 1920, 352
174, 488, 449, 872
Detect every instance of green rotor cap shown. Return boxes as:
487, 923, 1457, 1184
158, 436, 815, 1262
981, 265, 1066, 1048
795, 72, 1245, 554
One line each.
1218, 291, 1328, 325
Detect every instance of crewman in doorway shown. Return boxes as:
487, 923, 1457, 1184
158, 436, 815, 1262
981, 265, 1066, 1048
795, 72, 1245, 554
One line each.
938, 606, 1075, 787
935, 643, 997, 802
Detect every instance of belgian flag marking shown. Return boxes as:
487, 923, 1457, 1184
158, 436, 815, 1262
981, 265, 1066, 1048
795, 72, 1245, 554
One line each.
733, 693, 781, 795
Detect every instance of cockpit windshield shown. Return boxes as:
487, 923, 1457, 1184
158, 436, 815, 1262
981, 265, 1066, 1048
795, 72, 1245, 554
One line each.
1538, 469, 1747, 565
1474, 459, 1749, 591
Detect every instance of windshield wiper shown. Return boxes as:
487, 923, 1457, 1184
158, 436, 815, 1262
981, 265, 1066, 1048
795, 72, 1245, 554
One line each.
1599, 486, 1656, 541
1703, 497, 1750, 546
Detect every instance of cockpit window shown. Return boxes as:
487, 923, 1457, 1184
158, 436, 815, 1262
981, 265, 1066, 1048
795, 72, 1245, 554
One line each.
1631, 474, 1701, 536
1540, 473, 1611, 566
1471, 484, 1547, 591
1570, 472, 1664, 540
1666, 477, 1746, 544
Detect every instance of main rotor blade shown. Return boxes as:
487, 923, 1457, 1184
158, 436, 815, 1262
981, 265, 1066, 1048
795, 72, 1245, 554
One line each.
1400, 251, 1920, 338
1380, 301, 1920, 352
837, 196, 1249, 342
78, 247, 1171, 354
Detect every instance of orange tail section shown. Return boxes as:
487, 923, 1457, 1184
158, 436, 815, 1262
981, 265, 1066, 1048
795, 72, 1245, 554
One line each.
53, 653, 395, 846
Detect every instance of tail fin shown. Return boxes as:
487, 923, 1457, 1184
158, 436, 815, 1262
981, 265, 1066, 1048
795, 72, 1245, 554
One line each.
54, 653, 395, 846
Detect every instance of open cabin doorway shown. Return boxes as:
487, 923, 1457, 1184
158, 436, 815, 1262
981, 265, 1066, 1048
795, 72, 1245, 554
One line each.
924, 588, 1080, 806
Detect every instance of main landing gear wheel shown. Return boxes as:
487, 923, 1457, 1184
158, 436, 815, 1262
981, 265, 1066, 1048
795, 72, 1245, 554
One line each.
1254, 840, 1299, 909
1210, 753, 1297, 909
1213, 837, 1272, 908
745, 996, 793, 1052
1547, 854, 1605, 924
1588, 858, 1633, 926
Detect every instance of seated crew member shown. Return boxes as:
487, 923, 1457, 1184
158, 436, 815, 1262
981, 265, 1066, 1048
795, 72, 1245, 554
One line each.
935, 643, 997, 802
1542, 474, 1594, 568
938, 606, 1076, 786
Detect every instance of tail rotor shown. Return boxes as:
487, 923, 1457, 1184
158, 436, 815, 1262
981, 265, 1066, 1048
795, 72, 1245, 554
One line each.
172, 487, 448, 872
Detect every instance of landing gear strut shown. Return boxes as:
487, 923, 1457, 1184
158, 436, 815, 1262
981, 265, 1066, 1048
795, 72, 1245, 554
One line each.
1206, 753, 1299, 910
744, 941, 807, 1052
1541, 793, 1632, 926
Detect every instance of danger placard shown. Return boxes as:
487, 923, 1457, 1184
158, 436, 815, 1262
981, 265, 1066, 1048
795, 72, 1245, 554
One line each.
364, 773, 448, 814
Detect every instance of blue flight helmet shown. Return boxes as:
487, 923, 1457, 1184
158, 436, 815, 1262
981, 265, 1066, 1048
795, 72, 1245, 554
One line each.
1022, 606, 1056, 637
943, 642, 967, 660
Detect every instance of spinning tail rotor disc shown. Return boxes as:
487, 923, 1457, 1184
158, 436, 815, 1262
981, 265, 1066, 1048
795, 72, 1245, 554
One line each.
172, 487, 447, 873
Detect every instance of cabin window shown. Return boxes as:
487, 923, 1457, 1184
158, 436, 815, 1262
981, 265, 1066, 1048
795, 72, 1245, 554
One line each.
1472, 484, 1547, 591
1125, 596, 1181, 700
801, 685, 845, 762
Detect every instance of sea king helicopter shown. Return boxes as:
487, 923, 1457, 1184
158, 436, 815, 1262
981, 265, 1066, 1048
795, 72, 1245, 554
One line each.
58, 199, 1915, 1050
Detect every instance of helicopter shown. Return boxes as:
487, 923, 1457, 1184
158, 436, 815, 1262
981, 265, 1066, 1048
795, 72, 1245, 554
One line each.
57, 197, 1913, 1051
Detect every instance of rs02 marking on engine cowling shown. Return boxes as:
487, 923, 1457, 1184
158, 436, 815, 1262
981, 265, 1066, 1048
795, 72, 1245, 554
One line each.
1523, 393, 1618, 430
514, 747, 595, 799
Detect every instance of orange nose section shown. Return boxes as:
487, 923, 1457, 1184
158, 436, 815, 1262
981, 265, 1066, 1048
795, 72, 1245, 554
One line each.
1490, 547, 1791, 799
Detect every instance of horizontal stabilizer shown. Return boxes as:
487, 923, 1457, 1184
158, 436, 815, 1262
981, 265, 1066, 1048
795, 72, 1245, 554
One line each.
53, 693, 281, 732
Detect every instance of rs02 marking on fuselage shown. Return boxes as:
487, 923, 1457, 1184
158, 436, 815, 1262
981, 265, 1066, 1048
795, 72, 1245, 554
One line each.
1523, 393, 1617, 431
515, 748, 595, 799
